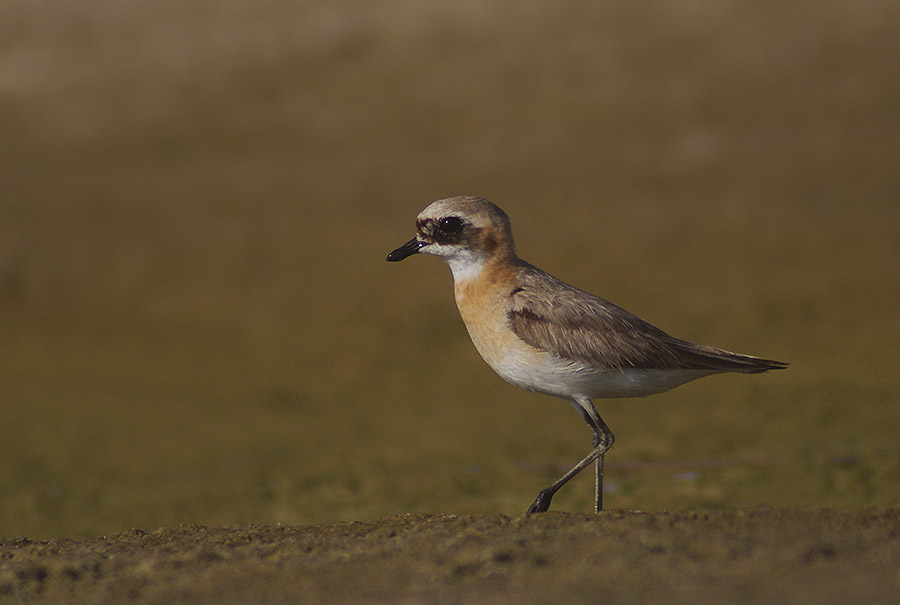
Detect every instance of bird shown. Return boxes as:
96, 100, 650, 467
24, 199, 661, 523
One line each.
386, 196, 787, 513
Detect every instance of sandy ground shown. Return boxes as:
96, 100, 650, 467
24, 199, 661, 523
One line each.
3, 508, 899, 603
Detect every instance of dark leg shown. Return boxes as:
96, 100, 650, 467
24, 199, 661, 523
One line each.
594, 433, 604, 512
527, 398, 614, 514
581, 400, 614, 512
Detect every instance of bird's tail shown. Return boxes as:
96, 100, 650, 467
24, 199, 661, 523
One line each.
668, 338, 789, 373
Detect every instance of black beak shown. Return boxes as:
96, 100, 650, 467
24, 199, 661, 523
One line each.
386, 237, 424, 262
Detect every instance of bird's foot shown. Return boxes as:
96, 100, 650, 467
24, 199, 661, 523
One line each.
526, 489, 555, 514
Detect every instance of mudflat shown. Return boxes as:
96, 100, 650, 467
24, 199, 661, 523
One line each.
4, 508, 899, 603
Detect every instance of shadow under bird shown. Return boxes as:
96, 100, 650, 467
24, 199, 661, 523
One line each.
386, 196, 787, 513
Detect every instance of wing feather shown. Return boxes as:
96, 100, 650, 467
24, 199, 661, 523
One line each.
507, 265, 787, 373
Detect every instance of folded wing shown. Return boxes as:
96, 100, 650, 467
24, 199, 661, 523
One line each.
508, 265, 788, 374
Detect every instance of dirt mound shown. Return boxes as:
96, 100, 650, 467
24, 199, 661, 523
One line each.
2, 508, 898, 603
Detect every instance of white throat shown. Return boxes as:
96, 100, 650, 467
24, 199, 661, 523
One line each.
445, 251, 485, 283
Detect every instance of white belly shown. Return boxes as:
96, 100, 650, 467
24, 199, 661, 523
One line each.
491, 347, 717, 400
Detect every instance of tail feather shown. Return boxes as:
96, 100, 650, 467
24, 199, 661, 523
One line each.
668, 338, 789, 374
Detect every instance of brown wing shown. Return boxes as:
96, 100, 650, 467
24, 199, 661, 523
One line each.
507, 264, 788, 373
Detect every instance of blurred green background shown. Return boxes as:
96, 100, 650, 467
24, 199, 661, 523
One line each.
2, 0, 898, 539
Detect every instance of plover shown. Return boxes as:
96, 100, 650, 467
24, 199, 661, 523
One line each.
386, 196, 787, 513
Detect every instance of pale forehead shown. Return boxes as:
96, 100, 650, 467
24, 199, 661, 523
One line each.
416, 196, 509, 228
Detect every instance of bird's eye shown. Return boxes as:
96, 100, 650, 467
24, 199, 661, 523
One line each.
439, 217, 462, 234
